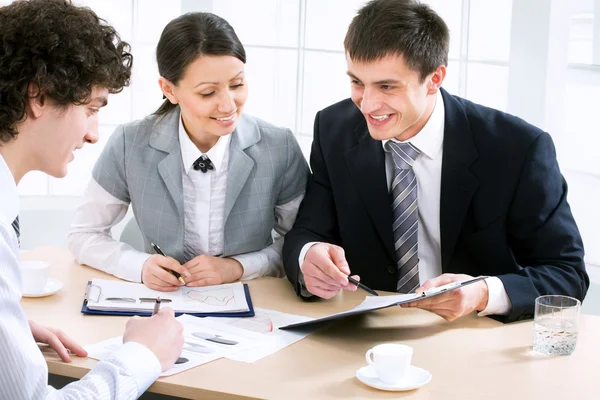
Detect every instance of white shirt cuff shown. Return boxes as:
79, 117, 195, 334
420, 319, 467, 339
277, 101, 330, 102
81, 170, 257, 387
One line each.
232, 253, 268, 280
298, 242, 319, 267
478, 276, 512, 316
297, 242, 320, 297
107, 341, 161, 394
119, 251, 152, 283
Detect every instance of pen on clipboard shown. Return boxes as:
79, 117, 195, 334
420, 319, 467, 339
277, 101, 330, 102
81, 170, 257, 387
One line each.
150, 242, 186, 285
347, 276, 379, 296
421, 276, 489, 297
152, 297, 161, 316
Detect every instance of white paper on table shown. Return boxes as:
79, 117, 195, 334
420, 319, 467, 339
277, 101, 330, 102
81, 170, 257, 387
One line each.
85, 335, 222, 376
202, 308, 316, 363
85, 314, 263, 376
177, 314, 269, 355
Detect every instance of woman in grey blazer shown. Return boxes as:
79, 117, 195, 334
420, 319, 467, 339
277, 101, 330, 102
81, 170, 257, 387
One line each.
68, 12, 309, 291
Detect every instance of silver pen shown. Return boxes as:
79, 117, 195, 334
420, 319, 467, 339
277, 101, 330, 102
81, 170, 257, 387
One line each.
152, 297, 161, 316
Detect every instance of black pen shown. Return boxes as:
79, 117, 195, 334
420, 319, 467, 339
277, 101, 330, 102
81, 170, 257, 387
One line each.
347, 276, 378, 296
152, 296, 161, 316
150, 242, 186, 285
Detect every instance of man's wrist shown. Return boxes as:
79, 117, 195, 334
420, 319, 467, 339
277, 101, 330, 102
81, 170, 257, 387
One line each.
476, 280, 489, 311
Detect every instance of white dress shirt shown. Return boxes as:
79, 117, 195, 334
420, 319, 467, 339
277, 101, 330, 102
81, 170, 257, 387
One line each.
179, 118, 231, 261
69, 117, 303, 281
300, 93, 511, 316
0, 154, 161, 399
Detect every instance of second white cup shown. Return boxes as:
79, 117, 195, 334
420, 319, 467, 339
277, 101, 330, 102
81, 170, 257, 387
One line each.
20, 260, 49, 294
365, 343, 413, 384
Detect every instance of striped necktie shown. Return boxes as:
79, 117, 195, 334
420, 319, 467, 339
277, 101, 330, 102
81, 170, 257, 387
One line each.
387, 141, 420, 293
11, 216, 20, 246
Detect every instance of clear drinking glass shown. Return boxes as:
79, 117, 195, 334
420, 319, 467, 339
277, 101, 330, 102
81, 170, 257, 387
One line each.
533, 295, 580, 356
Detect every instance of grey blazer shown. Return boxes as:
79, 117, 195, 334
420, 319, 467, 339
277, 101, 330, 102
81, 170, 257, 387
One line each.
92, 108, 309, 264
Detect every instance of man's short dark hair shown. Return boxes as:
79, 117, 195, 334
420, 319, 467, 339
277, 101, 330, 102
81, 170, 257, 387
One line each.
344, 0, 449, 82
0, 0, 133, 143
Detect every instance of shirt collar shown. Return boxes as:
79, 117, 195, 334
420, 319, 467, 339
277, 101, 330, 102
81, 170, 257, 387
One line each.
0, 154, 19, 227
178, 117, 231, 174
382, 91, 445, 160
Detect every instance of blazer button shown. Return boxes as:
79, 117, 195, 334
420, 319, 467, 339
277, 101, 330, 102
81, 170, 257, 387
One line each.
387, 266, 396, 274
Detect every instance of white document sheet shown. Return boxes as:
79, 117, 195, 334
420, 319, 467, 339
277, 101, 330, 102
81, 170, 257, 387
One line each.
85, 314, 264, 376
202, 308, 315, 363
87, 310, 318, 373
85, 334, 223, 377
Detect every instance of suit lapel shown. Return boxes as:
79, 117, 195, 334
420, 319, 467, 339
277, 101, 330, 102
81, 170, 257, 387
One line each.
149, 110, 184, 218
345, 120, 396, 263
223, 115, 259, 225
157, 153, 184, 218
439, 89, 479, 270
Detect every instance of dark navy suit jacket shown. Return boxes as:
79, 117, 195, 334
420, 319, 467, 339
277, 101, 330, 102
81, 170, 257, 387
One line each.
283, 88, 588, 323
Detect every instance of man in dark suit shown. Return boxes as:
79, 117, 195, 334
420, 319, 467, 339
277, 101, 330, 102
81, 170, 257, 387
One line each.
283, 0, 588, 323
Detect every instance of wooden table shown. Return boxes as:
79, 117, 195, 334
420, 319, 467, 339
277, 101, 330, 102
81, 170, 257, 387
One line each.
20, 247, 600, 399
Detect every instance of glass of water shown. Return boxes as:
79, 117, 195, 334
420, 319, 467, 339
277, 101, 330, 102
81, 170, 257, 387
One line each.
533, 295, 580, 356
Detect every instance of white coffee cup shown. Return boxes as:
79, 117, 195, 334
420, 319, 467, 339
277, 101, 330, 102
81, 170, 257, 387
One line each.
20, 261, 49, 294
365, 343, 413, 384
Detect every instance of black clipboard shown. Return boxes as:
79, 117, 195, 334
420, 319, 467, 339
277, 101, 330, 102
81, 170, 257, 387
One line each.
279, 276, 488, 330
81, 281, 255, 318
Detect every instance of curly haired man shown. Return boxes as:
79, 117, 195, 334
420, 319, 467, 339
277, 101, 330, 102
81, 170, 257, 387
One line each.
0, 1, 184, 398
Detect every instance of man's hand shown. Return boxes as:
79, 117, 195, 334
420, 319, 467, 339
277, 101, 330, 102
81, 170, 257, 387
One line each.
301, 243, 358, 299
183, 255, 243, 287
29, 320, 87, 363
142, 254, 190, 291
123, 307, 184, 371
401, 273, 489, 321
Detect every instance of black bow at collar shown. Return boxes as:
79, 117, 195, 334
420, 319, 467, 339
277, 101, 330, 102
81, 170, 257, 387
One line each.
193, 155, 214, 173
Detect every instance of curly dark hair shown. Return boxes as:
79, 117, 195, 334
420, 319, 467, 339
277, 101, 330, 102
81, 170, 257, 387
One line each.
0, 0, 133, 143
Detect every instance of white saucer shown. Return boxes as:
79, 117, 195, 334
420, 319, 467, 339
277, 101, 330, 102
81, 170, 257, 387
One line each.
356, 364, 432, 391
22, 278, 63, 298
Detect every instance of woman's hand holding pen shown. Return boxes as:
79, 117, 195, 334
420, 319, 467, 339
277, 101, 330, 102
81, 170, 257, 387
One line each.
400, 273, 489, 321
183, 255, 243, 287
141, 254, 190, 291
301, 243, 358, 299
